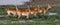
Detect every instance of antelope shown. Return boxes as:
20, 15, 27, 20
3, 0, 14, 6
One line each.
37, 4, 51, 16
30, 5, 43, 16
37, 5, 43, 13
6, 7, 17, 17
43, 4, 51, 16
30, 7, 38, 16
17, 6, 30, 20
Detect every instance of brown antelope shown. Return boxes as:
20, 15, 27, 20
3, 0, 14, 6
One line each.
30, 7, 38, 16
37, 4, 51, 16
37, 5, 43, 13
42, 4, 52, 16
17, 6, 30, 20
6, 7, 17, 16
30, 5, 43, 16
15, 6, 22, 20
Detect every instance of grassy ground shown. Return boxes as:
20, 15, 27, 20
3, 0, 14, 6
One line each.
0, 15, 60, 25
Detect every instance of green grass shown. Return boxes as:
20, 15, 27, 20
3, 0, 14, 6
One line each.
0, 18, 58, 25
0, 15, 60, 25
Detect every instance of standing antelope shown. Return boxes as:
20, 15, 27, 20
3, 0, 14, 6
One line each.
17, 6, 30, 20
30, 5, 43, 16
30, 7, 39, 16
42, 4, 52, 16
37, 4, 51, 16
6, 7, 17, 16
37, 5, 43, 13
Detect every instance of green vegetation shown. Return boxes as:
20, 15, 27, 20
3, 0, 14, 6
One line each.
0, 14, 59, 25
0, 16, 60, 25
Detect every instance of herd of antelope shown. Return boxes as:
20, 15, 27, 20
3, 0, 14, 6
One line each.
6, 4, 52, 20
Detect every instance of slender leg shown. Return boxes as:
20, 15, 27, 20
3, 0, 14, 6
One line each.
34, 12, 37, 16
26, 15, 29, 19
17, 14, 21, 24
43, 11, 46, 16
17, 13, 21, 20
13, 12, 16, 17
26, 13, 29, 19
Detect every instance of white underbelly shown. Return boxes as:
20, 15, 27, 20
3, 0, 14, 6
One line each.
30, 12, 33, 14
8, 11, 16, 14
39, 10, 42, 13
22, 13, 26, 16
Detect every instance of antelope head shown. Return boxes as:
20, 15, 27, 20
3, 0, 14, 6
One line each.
48, 4, 52, 9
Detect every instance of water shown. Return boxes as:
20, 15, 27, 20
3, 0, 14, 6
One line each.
48, 12, 57, 15
0, 20, 34, 24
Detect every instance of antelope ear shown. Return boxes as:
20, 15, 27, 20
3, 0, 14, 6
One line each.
48, 4, 52, 8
